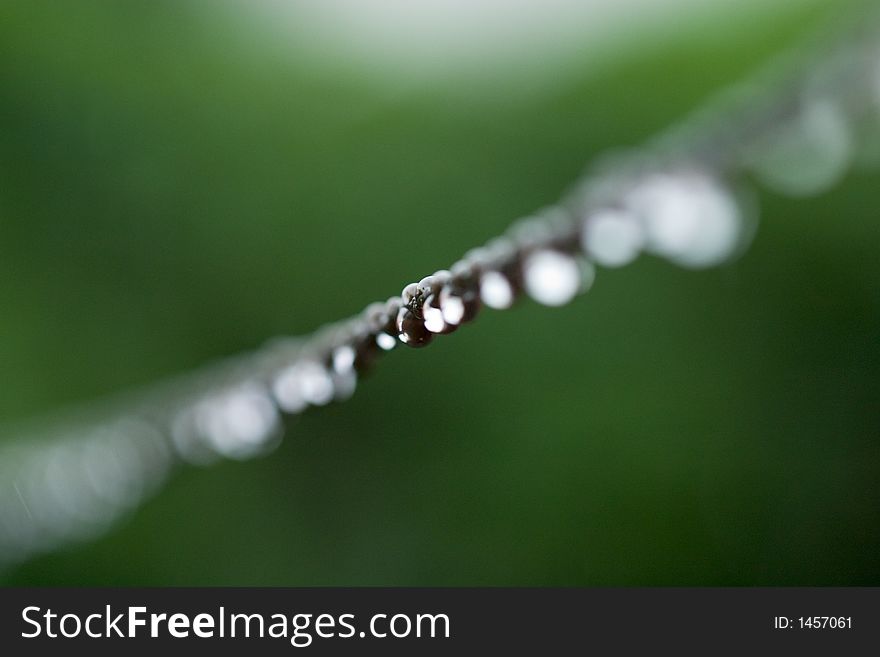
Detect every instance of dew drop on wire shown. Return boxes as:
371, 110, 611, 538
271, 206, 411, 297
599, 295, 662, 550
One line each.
746, 99, 851, 197
272, 366, 309, 413
440, 282, 479, 326
581, 208, 644, 268
480, 271, 515, 309
376, 332, 397, 351
197, 384, 281, 460
332, 345, 356, 374
626, 172, 743, 269
523, 249, 590, 307
397, 307, 433, 347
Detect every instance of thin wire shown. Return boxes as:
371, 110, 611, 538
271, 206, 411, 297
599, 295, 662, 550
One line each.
1, 9, 880, 569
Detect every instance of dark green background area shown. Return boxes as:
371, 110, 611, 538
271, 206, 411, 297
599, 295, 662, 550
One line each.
0, 2, 877, 585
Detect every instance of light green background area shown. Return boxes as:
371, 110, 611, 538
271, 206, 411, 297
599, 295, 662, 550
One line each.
0, 1, 877, 585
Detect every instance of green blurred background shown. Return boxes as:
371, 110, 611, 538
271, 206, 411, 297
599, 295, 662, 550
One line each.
0, 0, 877, 585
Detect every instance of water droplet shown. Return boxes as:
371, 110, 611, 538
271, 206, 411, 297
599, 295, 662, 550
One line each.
332, 345, 356, 374
397, 307, 433, 347
345, 334, 377, 372
401, 282, 421, 305
627, 172, 742, 269
271, 366, 309, 413
522, 249, 587, 306
422, 293, 457, 334
198, 384, 281, 460
375, 331, 397, 351
296, 361, 335, 406
480, 271, 515, 309
746, 99, 851, 197
582, 208, 644, 267
440, 294, 465, 324
439, 277, 480, 326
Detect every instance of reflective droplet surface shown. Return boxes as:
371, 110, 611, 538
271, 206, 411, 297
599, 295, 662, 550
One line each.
747, 99, 851, 197
627, 172, 742, 269
363, 302, 389, 333
273, 360, 335, 408
298, 361, 335, 405
480, 271, 515, 309
440, 294, 465, 324
509, 215, 555, 248
351, 332, 381, 371
331, 372, 357, 400
374, 297, 404, 351
329, 344, 358, 400
522, 249, 584, 307
376, 332, 397, 351
582, 208, 644, 267
332, 345, 356, 374
422, 293, 457, 334
439, 280, 480, 325
397, 307, 433, 347
462, 247, 491, 271
197, 384, 281, 460
418, 274, 445, 299
401, 282, 421, 305
271, 366, 309, 413
171, 406, 220, 465
383, 297, 403, 330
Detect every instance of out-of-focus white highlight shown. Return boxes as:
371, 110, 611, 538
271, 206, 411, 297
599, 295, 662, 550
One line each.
247, 0, 818, 95
376, 332, 397, 351
423, 305, 447, 333
0, 419, 171, 568
440, 296, 466, 325
332, 371, 357, 401
582, 209, 644, 267
330, 345, 358, 400
480, 271, 514, 309
295, 361, 335, 406
748, 99, 851, 197
197, 384, 280, 460
272, 366, 309, 413
332, 345, 356, 374
523, 250, 585, 306
627, 172, 742, 268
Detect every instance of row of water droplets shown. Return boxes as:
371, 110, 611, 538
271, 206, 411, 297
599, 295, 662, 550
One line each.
171, 166, 753, 467
3, 19, 880, 569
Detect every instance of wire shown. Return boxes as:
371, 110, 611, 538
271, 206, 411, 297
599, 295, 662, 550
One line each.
2, 8, 879, 570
